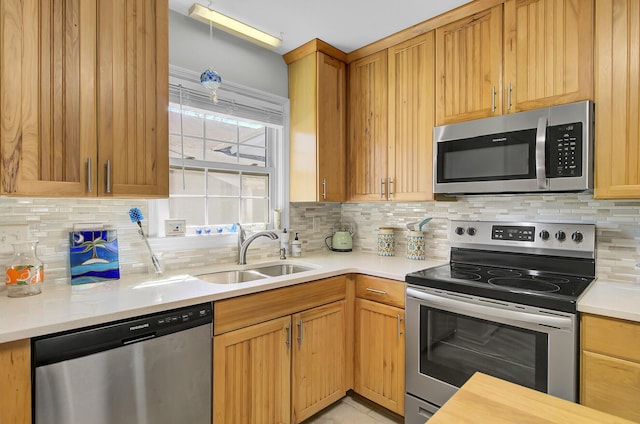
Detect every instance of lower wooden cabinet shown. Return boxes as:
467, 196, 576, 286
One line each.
0, 339, 31, 424
581, 313, 640, 422
213, 277, 348, 424
354, 296, 405, 415
213, 316, 291, 424
292, 301, 346, 423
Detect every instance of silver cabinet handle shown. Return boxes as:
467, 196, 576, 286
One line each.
388, 177, 394, 200
491, 85, 496, 112
380, 178, 386, 199
87, 158, 92, 193
535, 116, 548, 189
366, 288, 387, 295
285, 322, 291, 349
397, 314, 403, 341
297, 318, 303, 346
322, 178, 327, 200
106, 160, 112, 193
507, 82, 512, 111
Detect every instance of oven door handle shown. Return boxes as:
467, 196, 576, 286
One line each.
406, 288, 573, 329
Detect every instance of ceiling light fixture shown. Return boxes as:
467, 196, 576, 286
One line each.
188, 3, 282, 50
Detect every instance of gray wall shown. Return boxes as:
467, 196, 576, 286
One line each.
168, 10, 288, 97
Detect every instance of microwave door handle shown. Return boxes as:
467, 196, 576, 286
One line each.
536, 116, 548, 189
406, 288, 573, 329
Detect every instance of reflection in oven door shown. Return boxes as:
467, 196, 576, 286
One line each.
422, 308, 548, 392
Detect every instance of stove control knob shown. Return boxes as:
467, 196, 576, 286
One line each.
455, 227, 465, 236
539, 230, 550, 240
572, 231, 584, 243
467, 227, 477, 236
555, 230, 566, 242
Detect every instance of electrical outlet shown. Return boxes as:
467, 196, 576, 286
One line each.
0, 225, 30, 257
165, 219, 186, 237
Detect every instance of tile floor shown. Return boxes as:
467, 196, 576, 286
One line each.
304, 393, 403, 424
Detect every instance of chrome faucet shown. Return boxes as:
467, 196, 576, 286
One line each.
237, 223, 279, 265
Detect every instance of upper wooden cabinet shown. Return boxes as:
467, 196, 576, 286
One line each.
387, 32, 435, 202
436, 0, 594, 125
503, 0, 594, 113
594, 0, 640, 199
436, 5, 504, 125
285, 40, 347, 202
349, 32, 435, 202
348, 50, 389, 201
97, 0, 169, 197
0, 0, 168, 197
1, 0, 97, 196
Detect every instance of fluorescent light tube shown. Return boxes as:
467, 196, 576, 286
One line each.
189, 3, 282, 50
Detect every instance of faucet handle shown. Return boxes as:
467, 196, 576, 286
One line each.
237, 223, 246, 241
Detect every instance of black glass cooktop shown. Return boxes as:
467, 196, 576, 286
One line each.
406, 261, 595, 313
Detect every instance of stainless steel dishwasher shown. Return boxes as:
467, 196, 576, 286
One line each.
33, 302, 213, 424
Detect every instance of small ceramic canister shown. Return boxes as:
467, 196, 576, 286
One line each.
377, 227, 395, 256
406, 231, 426, 260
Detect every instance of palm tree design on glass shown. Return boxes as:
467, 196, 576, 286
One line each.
69, 230, 120, 285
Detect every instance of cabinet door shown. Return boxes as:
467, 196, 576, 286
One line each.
317, 53, 347, 202
354, 298, 405, 415
581, 351, 640, 422
348, 51, 388, 201
213, 316, 292, 424
1, 0, 97, 196
292, 301, 346, 423
594, 0, 640, 199
289, 52, 346, 202
503, 0, 594, 113
97, 0, 168, 197
387, 32, 435, 202
435, 5, 503, 125
0, 339, 31, 424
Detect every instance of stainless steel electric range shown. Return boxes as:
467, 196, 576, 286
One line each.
404, 220, 596, 423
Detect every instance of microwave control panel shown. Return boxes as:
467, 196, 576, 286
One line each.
546, 122, 582, 178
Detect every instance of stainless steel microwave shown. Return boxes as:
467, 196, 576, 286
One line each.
433, 101, 594, 195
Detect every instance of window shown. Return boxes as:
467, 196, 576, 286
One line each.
150, 66, 289, 242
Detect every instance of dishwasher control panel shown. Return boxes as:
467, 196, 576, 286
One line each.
33, 302, 213, 367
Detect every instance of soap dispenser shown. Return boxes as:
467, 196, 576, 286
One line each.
280, 228, 289, 255
291, 233, 302, 257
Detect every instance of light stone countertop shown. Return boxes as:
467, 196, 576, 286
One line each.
577, 279, 640, 323
0, 251, 444, 344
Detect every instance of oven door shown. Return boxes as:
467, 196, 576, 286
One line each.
405, 286, 577, 409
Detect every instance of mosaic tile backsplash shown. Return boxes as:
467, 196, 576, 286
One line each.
1, 194, 640, 285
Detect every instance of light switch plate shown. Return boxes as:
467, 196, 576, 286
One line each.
165, 219, 186, 237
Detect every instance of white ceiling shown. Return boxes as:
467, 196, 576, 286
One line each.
168, 0, 472, 55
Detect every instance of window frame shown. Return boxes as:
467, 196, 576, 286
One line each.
149, 65, 290, 251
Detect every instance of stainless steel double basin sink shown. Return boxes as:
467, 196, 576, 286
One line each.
196, 263, 315, 284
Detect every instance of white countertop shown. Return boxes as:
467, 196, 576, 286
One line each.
578, 279, 640, 322
0, 252, 444, 344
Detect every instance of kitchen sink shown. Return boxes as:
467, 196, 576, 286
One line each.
196, 264, 315, 284
196, 270, 267, 284
250, 264, 314, 277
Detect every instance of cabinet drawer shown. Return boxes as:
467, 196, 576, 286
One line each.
355, 275, 405, 308
214, 275, 347, 335
581, 314, 640, 362
581, 350, 640, 422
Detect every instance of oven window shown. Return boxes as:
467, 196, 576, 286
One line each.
419, 306, 548, 391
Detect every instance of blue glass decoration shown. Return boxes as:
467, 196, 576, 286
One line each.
70, 230, 120, 285
200, 68, 222, 103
